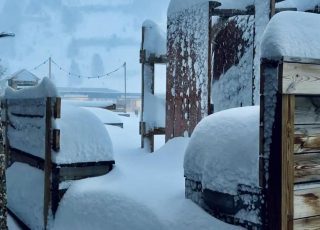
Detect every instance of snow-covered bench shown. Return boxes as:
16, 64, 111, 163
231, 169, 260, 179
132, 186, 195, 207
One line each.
3, 78, 115, 229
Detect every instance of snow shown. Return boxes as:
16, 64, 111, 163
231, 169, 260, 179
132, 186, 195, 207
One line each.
168, 0, 254, 15
62, 99, 114, 108
83, 107, 122, 125
276, 0, 320, 11
51, 114, 242, 229
4, 77, 57, 99
144, 93, 165, 127
261, 11, 320, 59
6, 163, 44, 229
184, 106, 259, 195
53, 103, 114, 164
142, 20, 166, 58
7, 214, 20, 230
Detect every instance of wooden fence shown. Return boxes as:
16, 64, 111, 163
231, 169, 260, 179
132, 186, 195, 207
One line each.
2, 97, 114, 229
260, 56, 320, 229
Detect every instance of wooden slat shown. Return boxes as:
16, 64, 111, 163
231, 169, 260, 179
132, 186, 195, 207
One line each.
283, 62, 320, 95
294, 187, 320, 219
295, 125, 320, 154
295, 96, 320, 125
52, 129, 60, 152
295, 153, 320, 184
294, 215, 320, 230
282, 95, 295, 230
53, 97, 61, 119
59, 164, 112, 181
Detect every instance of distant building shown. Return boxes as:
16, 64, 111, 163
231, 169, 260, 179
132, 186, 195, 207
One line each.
7, 69, 40, 89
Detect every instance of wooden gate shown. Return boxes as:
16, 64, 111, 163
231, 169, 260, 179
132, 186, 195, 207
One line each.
261, 57, 320, 229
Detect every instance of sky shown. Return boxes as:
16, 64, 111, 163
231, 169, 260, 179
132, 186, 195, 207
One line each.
0, 0, 170, 93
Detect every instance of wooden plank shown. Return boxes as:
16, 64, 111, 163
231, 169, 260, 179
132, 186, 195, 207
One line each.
59, 163, 113, 181
283, 62, 320, 95
295, 125, 320, 153
52, 129, 60, 152
295, 153, 320, 183
9, 148, 45, 170
295, 96, 320, 125
294, 187, 320, 219
282, 95, 295, 230
53, 97, 61, 119
294, 215, 320, 230
43, 97, 52, 229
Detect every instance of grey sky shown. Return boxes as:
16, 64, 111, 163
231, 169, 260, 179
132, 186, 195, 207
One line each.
0, 0, 170, 92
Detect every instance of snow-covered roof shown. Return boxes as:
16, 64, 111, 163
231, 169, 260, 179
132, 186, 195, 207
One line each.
276, 0, 320, 11
142, 20, 166, 57
167, 0, 254, 15
261, 11, 320, 59
9, 69, 40, 82
53, 103, 114, 164
184, 106, 259, 195
4, 77, 58, 99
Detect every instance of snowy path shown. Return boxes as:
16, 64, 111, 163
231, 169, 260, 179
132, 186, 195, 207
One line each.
53, 114, 242, 230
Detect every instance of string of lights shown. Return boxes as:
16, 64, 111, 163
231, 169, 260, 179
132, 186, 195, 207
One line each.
29, 58, 49, 71
51, 59, 125, 79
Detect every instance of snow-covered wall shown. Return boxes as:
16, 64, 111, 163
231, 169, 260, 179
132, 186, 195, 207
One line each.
166, 1, 210, 139
211, 15, 254, 112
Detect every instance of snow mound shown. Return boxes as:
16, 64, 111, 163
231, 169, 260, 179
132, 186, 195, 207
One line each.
261, 11, 320, 59
53, 103, 114, 164
168, 0, 254, 15
142, 20, 166, 58
83, 107, 122, 125
53, 181, 165, 230
184, 106, 259, 195
276, 0, 320, 11
7, 163, 44, 229
4, 77, 58, 99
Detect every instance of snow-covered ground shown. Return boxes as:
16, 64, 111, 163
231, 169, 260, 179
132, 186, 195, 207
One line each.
53, 113, 242, 229
7, 110, 242, 229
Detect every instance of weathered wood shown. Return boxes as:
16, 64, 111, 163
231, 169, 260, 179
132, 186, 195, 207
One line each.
295, 96, 320, 125
282, 95, 295, 230
43, 98, 52, 229
9, 148, 45, 170
52, 129, 60, 152
53, 97, 61, 119
59, 163, 113, 181
283, 62, 320, 95
295, 153, 320, 184
210, 6, 255, 17
294, 215, 320, 230
294, 125, 320, 154
294, 187, 320, 219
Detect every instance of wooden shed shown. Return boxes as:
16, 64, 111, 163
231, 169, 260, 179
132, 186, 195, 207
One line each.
7, 69, 40, 89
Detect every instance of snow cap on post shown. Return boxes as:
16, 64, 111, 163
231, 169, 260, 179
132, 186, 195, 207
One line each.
142, 20, 166, 58
4, 77, 58, 99
261, 11, 320, 59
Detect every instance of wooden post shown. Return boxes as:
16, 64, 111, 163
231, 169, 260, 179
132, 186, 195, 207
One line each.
43, 97, 52, 229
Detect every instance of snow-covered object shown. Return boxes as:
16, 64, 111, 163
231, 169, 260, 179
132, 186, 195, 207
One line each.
63, 99, 113, 108
8, 69, 40, 82
83, 107, 122, 125
184, 106, 259, 195
4, 77, 58, 99
166, 1, 209, 138
7, 163, 44, 229
53, 103, 113, 164
168, 0, 254, 15
276, 0, 320, 11
261, 11, 320, 59
53, 183, 165, 230
211, 15, 255, 112
142, 20, 166, 58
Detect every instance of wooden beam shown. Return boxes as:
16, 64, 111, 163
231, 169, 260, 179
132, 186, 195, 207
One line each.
210, 5, 255, 17
282, 62, 320, 95
282, 95, 295, 230
52, 129, 60, 152
53, 97, 61, 119
294, 215, 320, 229
43, 97, 52, 229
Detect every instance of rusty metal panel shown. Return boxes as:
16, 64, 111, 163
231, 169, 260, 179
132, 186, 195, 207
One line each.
166, 3, 210, 140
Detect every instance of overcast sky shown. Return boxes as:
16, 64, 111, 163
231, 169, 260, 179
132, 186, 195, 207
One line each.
0, 0, 170, 92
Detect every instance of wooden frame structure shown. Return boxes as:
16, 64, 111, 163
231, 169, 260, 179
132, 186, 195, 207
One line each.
2, 97, 114, 229
140, 25, 167, 152
260, 56, 320, 229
